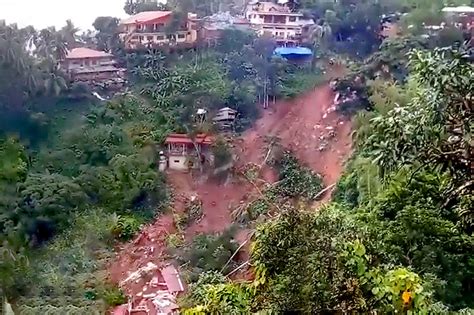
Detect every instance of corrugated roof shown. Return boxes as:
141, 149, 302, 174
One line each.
66, 47, 112, 59
165, 133, 213, 145
121, 11, 172, 25
274, 46, 313, 56
161, 265, 184, 293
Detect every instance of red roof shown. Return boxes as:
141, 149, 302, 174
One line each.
111, 304, 128, 315
121, 11, 172, 25
165, 133, 213, 145
65, 47, 112, 59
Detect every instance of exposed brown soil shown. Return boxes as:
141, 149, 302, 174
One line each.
108, 68, 353, 311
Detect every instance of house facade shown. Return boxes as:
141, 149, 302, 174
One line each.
164, 134, 214, 171
63, 47, 124, 84
119, 11, 199, 50
200, 12, 251, 46
245, 1, 314, 45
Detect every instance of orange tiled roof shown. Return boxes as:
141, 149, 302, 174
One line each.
121, 11, 173, 25
65, 47, 112, 59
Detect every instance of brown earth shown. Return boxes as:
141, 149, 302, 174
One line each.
108, 68, 353, 310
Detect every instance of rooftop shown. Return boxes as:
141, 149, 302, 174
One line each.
121, 11, 173, 25
65, 47, 113, 59
165, 133, 213, 145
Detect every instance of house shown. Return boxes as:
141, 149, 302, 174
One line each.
200, 12, 251, 46
213, 107, 238, 129
164, 133, 214, 171
63, 47, 125, 85
119, 11, 199, 50
245, 1, 314, 45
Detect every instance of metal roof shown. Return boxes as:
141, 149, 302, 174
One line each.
274, 46, 313, 56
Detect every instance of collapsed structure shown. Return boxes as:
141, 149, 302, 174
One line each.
114, 263, 184, 315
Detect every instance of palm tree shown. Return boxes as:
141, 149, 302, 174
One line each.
308, 22, 332, 68
61, 20, 79, 48
36, 27, 68, 62
40, 59, 68, 96
0, 24, 23, 68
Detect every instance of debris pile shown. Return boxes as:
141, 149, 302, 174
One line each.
114, 264, 184, 315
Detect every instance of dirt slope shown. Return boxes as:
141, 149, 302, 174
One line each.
108, 78, 353, 307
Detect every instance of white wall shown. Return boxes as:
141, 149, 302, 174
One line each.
168, 156, 188, 171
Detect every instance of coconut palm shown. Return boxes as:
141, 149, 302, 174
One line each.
36, 27, 68, 62
61, 20, 79, 48
39, 59, 68, 96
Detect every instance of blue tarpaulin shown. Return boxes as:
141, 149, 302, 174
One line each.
274, 47, 313, 59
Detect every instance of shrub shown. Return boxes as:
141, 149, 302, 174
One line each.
175, 228, 239, 282
273, 152, 324, 200
111, 214, 143, 241
99, 285, 127, 307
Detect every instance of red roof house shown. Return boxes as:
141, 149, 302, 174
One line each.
62, 48, 124, 84
164, 133, 214, 171
120, 11, 199, 50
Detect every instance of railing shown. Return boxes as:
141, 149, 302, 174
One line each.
134, 27, 188, 33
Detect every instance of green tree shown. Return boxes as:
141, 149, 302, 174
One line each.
124, 0, 168, 15
93, 16, 121, 52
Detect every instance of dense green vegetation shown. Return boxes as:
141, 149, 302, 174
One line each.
186, 48, 473, 314
1, 0, 473, 313
0, 4, 323, 312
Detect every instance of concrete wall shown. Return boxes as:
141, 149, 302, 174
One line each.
168, 155, 188, 171
66, 57, 114, 70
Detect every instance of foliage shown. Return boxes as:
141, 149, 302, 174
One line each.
184, 281, 252, 314
111, 214, 143, 241
174, 228, 239, 282
15, 209, 115, 310
92, 17, 121, 53
334, 48, 474, 308
98, 285, 127, 307
0, 137, 28, 183
124, 0, 168, 15
272, 151, 324, 200
251, 206, 436, 313
175, 198, 203, 230
211, 137, 232, 169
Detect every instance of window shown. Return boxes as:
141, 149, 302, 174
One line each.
147, 36, 154, 41
139, 36, 144, 41
174, 160, 180, 163
157, 35, 165, 40
274, 16, 286, 23
178, 34, 185, 39
289, 16, 297, 22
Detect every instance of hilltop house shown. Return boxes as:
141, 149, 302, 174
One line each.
245, 1, 314, 45
119, 11, 199, 50
164, 133, 214, 171
63, 47, 125, 86
200, 12, 251, 46
213, 107, 238, 129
